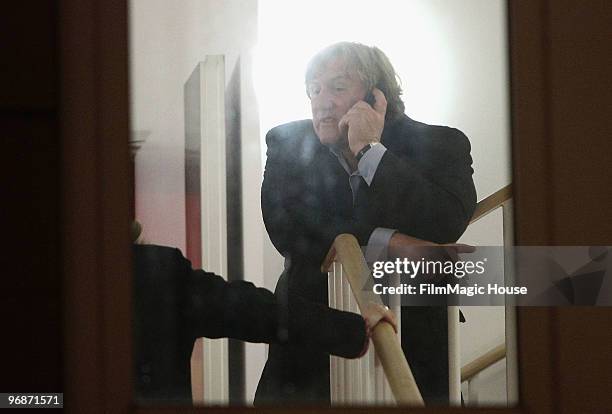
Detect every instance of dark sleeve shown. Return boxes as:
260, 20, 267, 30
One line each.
133, 244, 277, 343
182, 263, 279, 343
287, 294, 367, 358
261, 128, 376, 265
370, 127, 477, 243
153, 246, 367, 357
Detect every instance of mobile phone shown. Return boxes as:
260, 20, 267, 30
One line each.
364, 90, 376, 106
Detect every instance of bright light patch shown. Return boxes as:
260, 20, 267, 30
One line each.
254, 0, 453, 158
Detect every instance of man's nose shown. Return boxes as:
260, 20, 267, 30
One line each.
312, 88, 336, 110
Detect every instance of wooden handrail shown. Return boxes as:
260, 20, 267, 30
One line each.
322, 234, 425, 406
470, 184, 513, 224
461, 343, 506, 382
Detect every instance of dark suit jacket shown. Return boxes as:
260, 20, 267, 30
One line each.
132, 244, 366, 404
255, 114, 477, 405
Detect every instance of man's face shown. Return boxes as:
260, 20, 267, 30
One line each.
307, 58, 367, 146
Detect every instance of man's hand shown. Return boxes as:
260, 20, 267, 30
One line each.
357, 301, 397, 357
362, 301, 397, 336
388, 232, 475, 262
338, 88, 387, 156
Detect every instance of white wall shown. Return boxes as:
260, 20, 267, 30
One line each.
130, 0, 259, 252
458, 202, 509, 406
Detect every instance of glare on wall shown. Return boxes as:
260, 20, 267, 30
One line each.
254, 0, 454, 147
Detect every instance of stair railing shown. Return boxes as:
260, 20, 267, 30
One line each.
322, 234, 424, 406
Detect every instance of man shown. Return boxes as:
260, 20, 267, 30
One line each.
132, 243, 395, 404
256, 42, 477, 405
